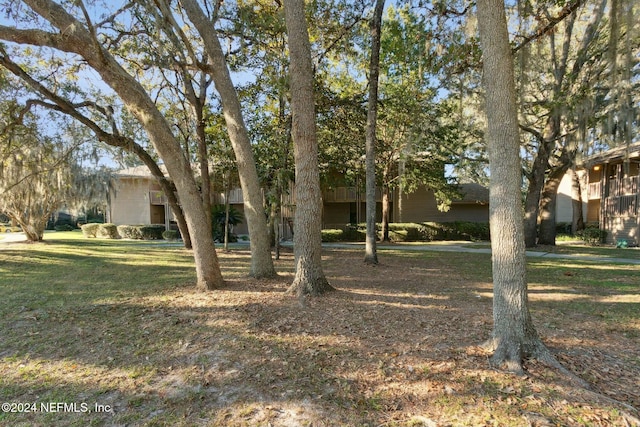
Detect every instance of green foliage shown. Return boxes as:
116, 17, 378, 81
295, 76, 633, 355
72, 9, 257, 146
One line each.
117, 225, 165, 240
321, 222, 489, 242
321, 229, 344, 242
97, 223, 119, 239
54, 224, 75, 232
117, 225, 143, 239
576, 225, 607, 246
139, 225, 165, 240
211, 205, 243, 243
81, 223, 100, 238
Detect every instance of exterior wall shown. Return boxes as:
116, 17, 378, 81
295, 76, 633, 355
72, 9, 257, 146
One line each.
604, 216, 638, 245
323, 202, 351, 229
394, 186, 488, 223
109, 178, 152, 225
556, 169, 588, 224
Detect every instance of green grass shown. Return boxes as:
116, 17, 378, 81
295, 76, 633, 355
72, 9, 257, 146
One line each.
0, 231, 638, 426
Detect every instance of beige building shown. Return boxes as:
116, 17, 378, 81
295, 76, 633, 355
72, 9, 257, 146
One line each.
580, 143, 640, 245
107, 166, 174, 229
108, 165, 489, 238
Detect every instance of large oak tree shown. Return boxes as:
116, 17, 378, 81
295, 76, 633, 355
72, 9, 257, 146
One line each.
0, 0, 223, 289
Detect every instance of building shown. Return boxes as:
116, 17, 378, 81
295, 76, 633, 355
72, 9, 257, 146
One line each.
107, 166, 175, 230
579, 142, 640, 245
107, 165, 489, 238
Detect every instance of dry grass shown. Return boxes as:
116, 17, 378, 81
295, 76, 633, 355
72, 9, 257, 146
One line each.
0, 233, 638, 426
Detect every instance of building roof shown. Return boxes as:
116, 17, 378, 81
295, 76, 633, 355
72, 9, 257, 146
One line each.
581, 142, 640, 167
114, 164, 168, 178
455, 183, 489, 204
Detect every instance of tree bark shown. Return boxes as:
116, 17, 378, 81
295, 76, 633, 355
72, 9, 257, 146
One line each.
571, 168, 585, 234
538, 163, 571, 245
523, 114, 560, 248
380, 184, 390, 242
477, 0, 546, 373
180, 0, 276, 278
283, 0, 333, 296
4, 0, 223, 289
364, 0, 385, 264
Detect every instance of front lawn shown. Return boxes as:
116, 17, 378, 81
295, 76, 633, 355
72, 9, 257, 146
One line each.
1, 232, 638, 426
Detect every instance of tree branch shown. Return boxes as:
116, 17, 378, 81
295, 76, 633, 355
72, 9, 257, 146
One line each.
512, 0, 585, 54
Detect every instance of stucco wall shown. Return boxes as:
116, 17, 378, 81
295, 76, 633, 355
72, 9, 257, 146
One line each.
110, 178, 151, 225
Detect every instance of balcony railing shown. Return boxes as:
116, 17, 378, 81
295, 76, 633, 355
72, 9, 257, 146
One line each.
609, 176, 639, 197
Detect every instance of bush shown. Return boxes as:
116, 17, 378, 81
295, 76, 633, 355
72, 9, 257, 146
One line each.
576, 225, 606, 246
162, 230, 180, 241
451, 221, 490, 241
139, 225, 165, 240
97, 223, 120, 239
117, 225, 143, 239
342, 224, 367, 242
321, 229, 344, 242
54, 224, 74, 232
388, 223, 424, 241
81, 223, 100, 238
211, 205, 243, 243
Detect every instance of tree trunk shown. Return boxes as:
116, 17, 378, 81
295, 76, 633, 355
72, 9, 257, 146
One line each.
477, 0, 546, 373
571, 168, 585, 234
283, 0, 333, 296
538, 164, 571, 245
364, 0, 385, 264
181, 0, 276, 279
380, 184, 390, 242
523, 115, 560, 248
11, 0, 224, 289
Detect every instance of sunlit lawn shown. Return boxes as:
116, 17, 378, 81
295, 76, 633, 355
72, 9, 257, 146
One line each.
0, 231, 638, 426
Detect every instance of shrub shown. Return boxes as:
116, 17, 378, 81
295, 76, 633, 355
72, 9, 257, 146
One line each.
321, 229, 344, 242
388, 223, 423, 241
97, 223, 120, 239
450, 221, 491, 241
162, 230, 180, 241
342, 224, 366, 242
576, 225, 606, 246
54, 224, 74, 232
211, 204, 243, 243
139, 225, 165, 240
117, 225, 142, 239
81, 223, 100, 238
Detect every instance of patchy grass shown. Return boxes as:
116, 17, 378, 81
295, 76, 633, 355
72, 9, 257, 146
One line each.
0, 232, 638, 426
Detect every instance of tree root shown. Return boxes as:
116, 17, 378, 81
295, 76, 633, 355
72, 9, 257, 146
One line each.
482, 337, 640, 423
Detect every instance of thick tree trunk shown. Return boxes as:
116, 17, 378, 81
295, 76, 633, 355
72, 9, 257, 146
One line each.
523, 114, 560, 248
523, 140, 551, 247
571, 168, 585, 234
477, 0, 546, 373
364, 0, 385, 264
283, 0, 333, 296
538, 164, 571, 245
181, 0, 276, 278
13, 0, 224, 289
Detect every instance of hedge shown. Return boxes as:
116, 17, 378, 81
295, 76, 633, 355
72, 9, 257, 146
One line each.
81, 223, 100, 238
96, 223, 119, 239
117, 224, 166, 240
321, 222, 490, 243
117, 225, 142, 239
